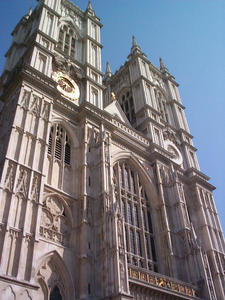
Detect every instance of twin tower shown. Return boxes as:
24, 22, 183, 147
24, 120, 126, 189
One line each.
0, 0, 224, 299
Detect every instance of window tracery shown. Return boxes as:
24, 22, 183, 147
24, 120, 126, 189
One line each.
48, 124, 71, 165
154, 89, 168, 122
119, 91, 136, 125
114, 162, 157, 272
57, 25, 77, 59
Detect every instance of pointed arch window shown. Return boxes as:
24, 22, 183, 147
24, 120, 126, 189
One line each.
113, 161, 157, 272
57, 25, 77, 59
154, 89, 168, 122
48, 124, 71, 165
119, 90, 136, 125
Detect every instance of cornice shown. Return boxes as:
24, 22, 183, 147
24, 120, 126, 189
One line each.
61, 0, 85, 19
0, 275, 39, 290
84, 35, 103, 49
169, 98, 185, 109
183, 167, 215, 191
135, 104, 161, 117
42, 3, 61, 18
178, 128, 193, 139
85, 62, 104, 76
136, 116, 165, 130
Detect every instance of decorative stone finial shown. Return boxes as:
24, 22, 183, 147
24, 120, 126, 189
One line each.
28, 7, 33, 16
128, 35, 144, 58
86, 1, 95, 16
132, 36, 138, 47
87, 1, 93, 10
104, 62, 112, 81
105, 62, 112, 76
159, 57, 169, 72
25, 7, 32, 19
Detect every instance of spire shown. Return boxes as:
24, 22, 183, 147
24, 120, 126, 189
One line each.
87, 1, 93, 10
25, 7, 32, 19
28, 7, 32, 16
132, 36, 138, 47
159, 57, 169, 73
131, 35, 141, 53
105, 62, 112, 76
86, 1, 95, 16
104, 62, 112, 81
128, 36, 146, 59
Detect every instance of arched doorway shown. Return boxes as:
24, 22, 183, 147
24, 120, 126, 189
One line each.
50, 286, 62, 300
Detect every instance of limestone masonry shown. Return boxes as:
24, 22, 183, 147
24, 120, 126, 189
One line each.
0, 0, 224, 299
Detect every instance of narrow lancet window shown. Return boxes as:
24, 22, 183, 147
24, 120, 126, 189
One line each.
47, 124, 71, 165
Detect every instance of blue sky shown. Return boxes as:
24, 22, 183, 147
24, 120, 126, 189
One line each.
0, 0, 224, 231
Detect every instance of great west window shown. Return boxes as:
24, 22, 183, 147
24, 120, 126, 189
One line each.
113, 161, 157, 272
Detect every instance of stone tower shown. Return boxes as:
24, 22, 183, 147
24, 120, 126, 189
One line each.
0, 1, 224, 300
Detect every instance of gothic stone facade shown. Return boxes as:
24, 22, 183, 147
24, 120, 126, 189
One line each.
0, 0, 224, 300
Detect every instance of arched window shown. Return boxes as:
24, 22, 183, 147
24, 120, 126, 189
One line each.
113, 161, 157, 272
50, 286, 62, 300
57, 25, 77, 59
48, 124, 71, 165
154, 89, 168, 122
119, 90, 136, 125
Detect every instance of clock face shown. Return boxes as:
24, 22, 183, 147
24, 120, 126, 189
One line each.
58, 77, 74, 93
164, 140, 183, 165
52, 72, 80, 101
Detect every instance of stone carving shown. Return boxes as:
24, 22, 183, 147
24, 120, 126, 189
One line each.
40, 195, 69, 245
160, 166, 177, 187
30, 95, 41, 116
30, 173, 41, 202
117, 218, 124, 249
9, 228, 20, 239
163, 127, 180, 145
119, 261, 125, 292
4, 161, 16, 192
16, 166, 30, 197
20, 90, 30, 108
188, 224, 200, 251
89, 128, 100, 146
52, 54, 84, 79
178, 183, 185, 202
41, 101, 50, 120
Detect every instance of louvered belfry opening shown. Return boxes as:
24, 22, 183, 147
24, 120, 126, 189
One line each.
47, 124, 71, 165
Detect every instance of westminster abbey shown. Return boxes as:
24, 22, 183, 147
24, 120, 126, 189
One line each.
0, 0, 224, 299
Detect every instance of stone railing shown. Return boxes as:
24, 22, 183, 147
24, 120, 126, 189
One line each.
40, 226, 63, 244
128, 267, 199, 298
